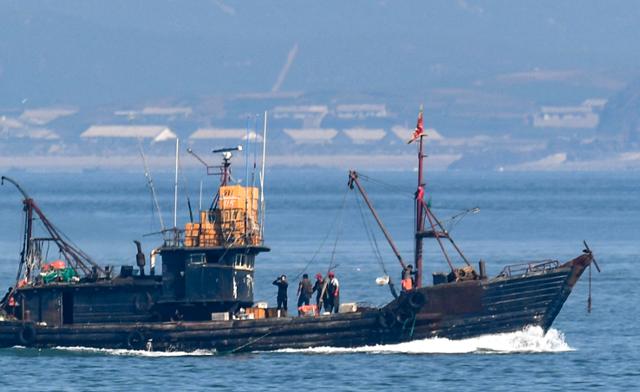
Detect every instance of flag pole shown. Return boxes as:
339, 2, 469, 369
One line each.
414, 106, 425, 287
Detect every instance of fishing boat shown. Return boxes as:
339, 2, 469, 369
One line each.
0, 110, 598, 353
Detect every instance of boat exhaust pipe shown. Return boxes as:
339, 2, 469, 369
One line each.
134, 240, 146, 276
150, 248, 160, 276
479, 260, 487, 280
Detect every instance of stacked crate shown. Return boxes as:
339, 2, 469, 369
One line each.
183, 222, 201, 247
183, 185, 261, 247
218, 185, 260, 245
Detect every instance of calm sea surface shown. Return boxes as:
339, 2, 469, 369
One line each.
0, 169, 637, 391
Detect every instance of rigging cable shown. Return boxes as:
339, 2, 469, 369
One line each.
176, 144, 193, 224
292, 187, 350, 281
327, 199, 346, 273
354, 191, 386, 274
441, 207, 480, 233
137, 139, 165, 232
353, 191, 399, 298
357, 173, 414, 198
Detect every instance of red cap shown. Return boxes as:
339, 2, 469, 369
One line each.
328, 271, 335, 278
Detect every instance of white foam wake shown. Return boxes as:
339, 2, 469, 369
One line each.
51, 346, 216, 357
275, 326, 573, 355
13, 326, 571, 357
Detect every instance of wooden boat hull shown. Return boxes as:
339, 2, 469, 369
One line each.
0, 253, 591, 353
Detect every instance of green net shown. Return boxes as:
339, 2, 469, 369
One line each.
42, 268, 77, 284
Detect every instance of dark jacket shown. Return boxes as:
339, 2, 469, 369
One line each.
273, 278, 288, 299
313, 279, 327, 301
298, 278, 313, 299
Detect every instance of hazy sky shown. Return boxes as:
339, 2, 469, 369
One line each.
1, 1, 638, 106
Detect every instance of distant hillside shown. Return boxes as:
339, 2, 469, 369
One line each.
598, 79, 640, 143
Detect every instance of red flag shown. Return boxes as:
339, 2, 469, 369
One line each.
407, 108, 424, 144
416, 185, 424, 201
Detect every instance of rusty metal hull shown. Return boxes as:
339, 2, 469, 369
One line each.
388, 253, 593, 342
0, 253, 591, 353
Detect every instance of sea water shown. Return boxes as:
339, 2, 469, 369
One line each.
0, 169, 637, 391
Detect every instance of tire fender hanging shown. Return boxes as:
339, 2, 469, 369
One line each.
126, 330, 146, 350
17, 323, 36, 346
407, 291, 426, 309
377, 309, 397, 329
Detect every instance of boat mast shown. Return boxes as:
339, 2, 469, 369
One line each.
414, 108, 425, 288
349, 171, 407, 270
412, 108, 467, 284
1, 176, 104, 279
173, 138, 179, 229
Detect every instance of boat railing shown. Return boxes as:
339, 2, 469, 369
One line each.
499, 259, 559, 278
162, 228, 184, 248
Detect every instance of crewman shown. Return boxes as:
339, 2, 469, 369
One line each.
272, 274, 289, 312
401, 265, 415, 292
312, 273, 327, 309
297, 273, 314, 315
326, 271, 340, 314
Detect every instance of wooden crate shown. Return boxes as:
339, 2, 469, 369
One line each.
265, 308, 286, 318
219, 185, 260, 210
245, 307, 266, 320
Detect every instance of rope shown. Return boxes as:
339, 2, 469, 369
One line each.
400, 312, 418, 338
292, 187, 350, 281
587, 263, 591, 313
353, 189, 399, 299
354, 191, 387, 275
409, 313, 417, 338
357, 173, 414, 198
148, 186, 157, 233
441, 207, 480, 233
327, 191, 348, 272
224, 331, 272, 354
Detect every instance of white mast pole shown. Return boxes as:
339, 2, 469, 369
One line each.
259, 111, 268, 239
138, 141, 165, 232
173, 137, 179, 229
199, 179, 203, 212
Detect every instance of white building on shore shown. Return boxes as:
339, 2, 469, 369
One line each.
81, 125, 177, 142
283, 128, 338, 144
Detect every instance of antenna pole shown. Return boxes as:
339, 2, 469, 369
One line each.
174, 138, 179, 228
199, 180, 203, 212
260, 111, 268, 240
244, 119, 250, 239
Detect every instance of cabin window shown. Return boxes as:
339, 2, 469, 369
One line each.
188, 253, 206, 265
233, 254, 254, 268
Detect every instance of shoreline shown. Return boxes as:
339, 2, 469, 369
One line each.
1, 153, 640, 172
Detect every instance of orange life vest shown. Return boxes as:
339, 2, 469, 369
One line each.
298, 304, 318, 315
